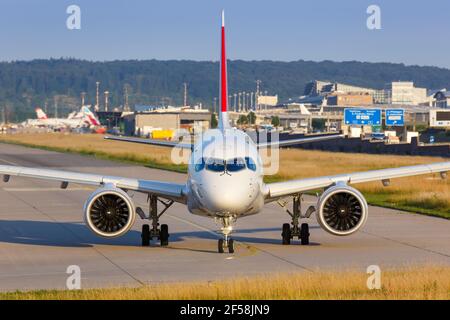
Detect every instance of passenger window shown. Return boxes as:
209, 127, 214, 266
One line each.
195, 158, 205, 172
245, 157, 257, 171
226, 158, 246, 172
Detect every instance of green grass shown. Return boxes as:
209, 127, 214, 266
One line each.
365, 193, 450, 219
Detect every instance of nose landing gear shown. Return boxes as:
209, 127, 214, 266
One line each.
216, 216, 236, 253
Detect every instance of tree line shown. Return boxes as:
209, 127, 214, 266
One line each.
2, 58, 450, 121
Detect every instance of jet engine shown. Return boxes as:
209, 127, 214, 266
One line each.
316, 185, 368, 236
83, 186, 136, 238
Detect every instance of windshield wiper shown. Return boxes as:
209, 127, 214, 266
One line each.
220, 160, 231, 176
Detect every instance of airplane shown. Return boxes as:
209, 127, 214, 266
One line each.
25, 106, 100, 129
1, 11, 449, 253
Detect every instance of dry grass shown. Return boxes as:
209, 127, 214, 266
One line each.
0, 132, 183, 171
1, 266, 450, 300
0, 132, 448, 217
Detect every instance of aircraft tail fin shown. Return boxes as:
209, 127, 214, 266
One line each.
35, 108, 48, 120
218, 10, 230, 130
82, 106, 101, 126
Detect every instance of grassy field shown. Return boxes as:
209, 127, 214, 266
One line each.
1, 266, 449, 300
0, 132, 449, 218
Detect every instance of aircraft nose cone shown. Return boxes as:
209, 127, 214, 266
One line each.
200, 183, 255, 214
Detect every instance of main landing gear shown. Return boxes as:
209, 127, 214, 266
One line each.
216, 216, 236, 254
278, 194, 315, 246
138, 195, 173, 247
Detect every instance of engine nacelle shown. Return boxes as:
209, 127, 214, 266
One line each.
316, 185, 368, 236
83, 186, 136, 238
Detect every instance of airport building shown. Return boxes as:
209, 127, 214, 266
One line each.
257, 95, 278, 107
434, 90, 450, 109
326, 92, 373, 106
302, 80, 429, 106
303, 80, 377, 97
385, 81, 428, 105
123, 109, 211, 136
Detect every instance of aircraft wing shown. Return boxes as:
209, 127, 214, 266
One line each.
265, 161, 450, 201
0, 165, 186, 203
257, 134, 344, 148
105, 135, 192, 149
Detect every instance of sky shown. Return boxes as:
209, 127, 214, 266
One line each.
1, 0, 450, 68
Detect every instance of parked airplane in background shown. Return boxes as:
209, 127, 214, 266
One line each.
1, 11, 449, 253
25, 106, 101, 129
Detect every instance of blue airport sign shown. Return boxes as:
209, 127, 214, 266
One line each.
344, 108, 381, 126
385, 109, 405, 126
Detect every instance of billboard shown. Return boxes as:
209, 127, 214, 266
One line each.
385, 109, 404, 126
344, 108, 381, 126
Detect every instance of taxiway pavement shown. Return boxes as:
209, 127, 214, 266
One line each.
0, 143, 449, 291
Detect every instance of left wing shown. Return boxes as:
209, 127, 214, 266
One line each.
265, 161, 450, 201
0, 165, 186, 203
105, 135, 192, 149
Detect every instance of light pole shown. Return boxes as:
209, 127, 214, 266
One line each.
95, 81, 100, 112
246, 93, 250, 111
81, 92, 86, 108
183, 83, 188, 107
104, 91, 109, 112
238, 93, 241, 112
124, 85, 130, 112
264, 90, 268, 110
54, 96, 58, 118
256, 80, 261, 111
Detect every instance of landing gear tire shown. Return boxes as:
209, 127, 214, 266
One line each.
282, 223, 291, 245
142, 224, 150, 246
218, 239, 225, 253
160, 224, 169, 246
300, 223, 310, 245
228, 239, 235, 254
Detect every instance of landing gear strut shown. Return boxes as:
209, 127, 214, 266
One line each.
216, 216, 236, 254
140, 195, 173, 247
278, 194, 314, 245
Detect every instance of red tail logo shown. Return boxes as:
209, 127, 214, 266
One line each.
220, 11, 227, 113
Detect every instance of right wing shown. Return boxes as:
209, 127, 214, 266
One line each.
0, 165, 187, 203
257, 134, 344, 148
265, 161, 450, 202
104, 135, 192, 149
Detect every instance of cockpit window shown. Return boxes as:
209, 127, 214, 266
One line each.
206, 158, 226, 172
194, 158, 205, 172
204, 157, 246, 173
226, 158, 246, 172
245, 157, 257, 171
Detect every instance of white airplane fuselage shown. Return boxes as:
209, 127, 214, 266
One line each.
186, 128, 266, 218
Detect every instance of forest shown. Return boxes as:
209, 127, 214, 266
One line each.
1, 58, 450, 121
